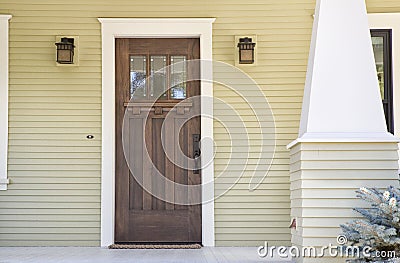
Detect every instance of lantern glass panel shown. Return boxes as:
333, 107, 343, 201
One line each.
58, 49, 73, 63
240, 49, 253, 64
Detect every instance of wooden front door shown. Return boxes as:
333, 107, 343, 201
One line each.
115, 38, 201, 243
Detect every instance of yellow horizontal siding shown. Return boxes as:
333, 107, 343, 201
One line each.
0, 0, 397, 247
367, 0, 400, 12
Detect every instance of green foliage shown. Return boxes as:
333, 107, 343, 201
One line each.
341, 186, 400, 263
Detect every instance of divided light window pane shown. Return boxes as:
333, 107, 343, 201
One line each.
170, 56, 187, 99
130, 55, 188, 101
150, 56, 167, 100
130, 56, 147, 99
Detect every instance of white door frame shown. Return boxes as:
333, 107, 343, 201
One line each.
98, 18, 216, 247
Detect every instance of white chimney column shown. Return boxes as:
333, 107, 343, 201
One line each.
288, 0, 399, 262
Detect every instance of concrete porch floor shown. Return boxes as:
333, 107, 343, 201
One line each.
0, 247, 293, 263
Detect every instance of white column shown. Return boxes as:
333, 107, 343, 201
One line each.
288, 0, 399, 262
298, 0, 393, 140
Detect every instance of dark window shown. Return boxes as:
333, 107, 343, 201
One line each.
371, 29, 394, 134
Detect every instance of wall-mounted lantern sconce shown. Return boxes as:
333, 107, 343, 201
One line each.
237, 37, 256, 64
55, 37, 75, 64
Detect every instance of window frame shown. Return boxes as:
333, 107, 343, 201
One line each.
371, 29, 394, 134
0, 15, 11, 190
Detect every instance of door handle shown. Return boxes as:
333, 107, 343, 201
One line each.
193, 134, 201, 174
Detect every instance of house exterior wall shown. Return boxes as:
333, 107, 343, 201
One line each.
0, 0, 398, 247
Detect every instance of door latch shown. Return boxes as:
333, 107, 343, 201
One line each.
193, 134, 201, 174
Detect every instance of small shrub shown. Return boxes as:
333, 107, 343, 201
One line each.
341, 186, 400, 263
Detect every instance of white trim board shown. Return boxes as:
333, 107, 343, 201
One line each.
98, 18, 216, 247
0, 15, 11, 191
368, 13, 400, 141
368, 13, 400, 172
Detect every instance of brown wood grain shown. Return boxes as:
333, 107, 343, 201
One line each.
115, 38, 130, 242
115, 38, 201, 243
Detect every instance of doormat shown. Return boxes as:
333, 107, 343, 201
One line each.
108, 244, 202, 249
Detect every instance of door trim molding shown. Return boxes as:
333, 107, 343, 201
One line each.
98, 18, 216, 247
